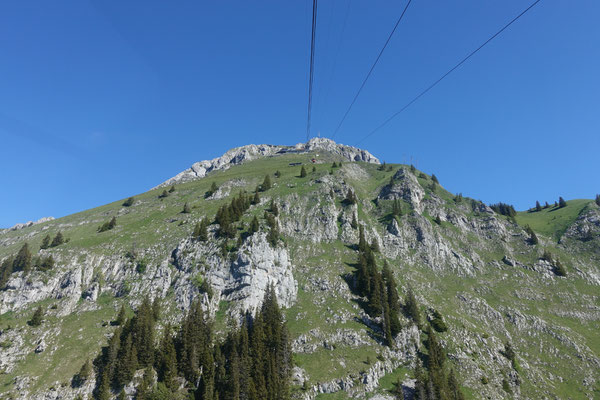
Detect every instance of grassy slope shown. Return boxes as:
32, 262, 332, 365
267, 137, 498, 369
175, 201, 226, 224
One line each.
0, 152, 598, 399
515, 199, 593, 240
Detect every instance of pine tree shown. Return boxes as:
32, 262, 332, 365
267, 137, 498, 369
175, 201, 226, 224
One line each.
434, 215, 442, 225
358, 225, 367, 253
382, 262, 402, 336
40, 235, 51, 250
136, 367, 154, 400
370, 238, 380, 253
535, 201, 542, 212
344, 189, 357, 205
0, 256, 14, 289
169, 185, 176, 193
13, 243, 32, 273
182, 202, 191, 213
447, 369, 465, 400
392, 199, 402, 217
252, 190, 261, 205
157, 327, 178, 391
525, 225, 538, 245
123, 196, 135, 207
261, 175, 272, 191
404, 287, 421, 327
300, 166, 307, 178
312, 166, 316, 173
28, 306, 44, 327
250, 216, 260, 234
159, 189, 168, 198
50, 231, 65, 247
73, 359, 92, 387
115, 305, 126, 326
270, 200, 279, 216
410, 164, 416, 173
351, 214, 358, 229
198, 218, 209, 241
596, 194, 600, 207
192, 222, 201, 240
431, 174, 439, 184
274, 170, 281, 178
559, 197, 567, 208
332, 162, 338, 168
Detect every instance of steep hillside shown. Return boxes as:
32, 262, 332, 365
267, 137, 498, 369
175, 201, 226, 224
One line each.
0, 140, 599, 400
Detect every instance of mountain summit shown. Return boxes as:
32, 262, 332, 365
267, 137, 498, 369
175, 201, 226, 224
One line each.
155, 137, 380, 188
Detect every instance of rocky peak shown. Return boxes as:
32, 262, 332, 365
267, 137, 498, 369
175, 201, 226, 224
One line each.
155, 138, 379, 188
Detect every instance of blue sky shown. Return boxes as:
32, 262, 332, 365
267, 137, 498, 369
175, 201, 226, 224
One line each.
1, 0, 599, 227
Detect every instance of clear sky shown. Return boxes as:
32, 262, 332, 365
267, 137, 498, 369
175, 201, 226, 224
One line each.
1, 0, 599, 227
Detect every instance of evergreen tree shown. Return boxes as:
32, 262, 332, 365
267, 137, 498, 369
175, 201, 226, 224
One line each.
198, 218, 209, 242
274, 170, 281, 178
73, 359, 93, 387
136, 367, 154, 400
169, 185, 176, 193
351, 213, 358, 229
270, 200, 279, 216
182, 202, 191, 213
431, 174, 439, 184
300, 166, 307, 178
115, 305, 126, 326
404, 287, 421, 327
13, 243, 32, 273
252, 190, 261, 205
559, 197, 567, 208
192, 222, 201, 240
392, 199, 402, 217
554, 259, 567, 277
332, 161, 338, 168
525, 225, 538, 245
261, 175, 272, 191
410, 164, 416, 173
447, 369, 465, 400
40, 235, 51, 250
50, 231, 65, 247
159, 189, 168, 199
0, 256, 14, 289
434, 215, 442, 225
250, 216, 260, 234
391, 375, 405, 399
312, 166, 316, 173
370, 238, 380, 253
157, 326, 178, 391
344, 189, 357, 205
206, 181, 218, 198
382, 262, 402, 337
535, 201, 542, 212
123, 197, 135, 207
596, 194, 600, 207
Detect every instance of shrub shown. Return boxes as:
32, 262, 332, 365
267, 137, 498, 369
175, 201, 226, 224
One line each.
136, 258, 148, 274
98, 217, 117, 233
274, 170, 281, 178
123, 197, 135, 207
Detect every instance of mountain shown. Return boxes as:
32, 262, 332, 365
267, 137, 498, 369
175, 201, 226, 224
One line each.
0, 139, 599, 400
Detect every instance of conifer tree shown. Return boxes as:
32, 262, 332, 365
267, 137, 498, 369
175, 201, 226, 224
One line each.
596, 194, 600, 207
252, 190, 261, 205
410, 164, 416, 173
115, 305, 126, 326
250, 216, 260, 234
159, 189, 168, 198
157, 327, 178, 391
182, 202, 191, 213
13, 243, 32, 273
50, 231, 65, 247
73, 359, 92, 387
136, 367, 154, 400
40, 235, 51, 250
535, 201, 542, 212
123, 197, 135, 207
198, 218, 209, 241
370, 238, 380, 253
344, 189, 357, 205
0, 256, 14, 289
274, 170, 281, 178
332, 161, 338, 168
559, 197, 567, 208
261, 174, 272, 191
358, 225, 367, 253
300, 166, 307, 178
525, 225, 538, 245
351, 213, 358, 229
447, 369, 465, 400
270, 200, 279, 216
192, 222, 201, 240
169, 185, 176, 193
404, 287, 422, 327
392, 199, 402, 217
431, 174, 439, 184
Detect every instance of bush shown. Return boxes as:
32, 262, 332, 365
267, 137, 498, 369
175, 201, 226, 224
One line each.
136, 258, 148, 274
123, 197, 135, 207
98, 217, 117, 233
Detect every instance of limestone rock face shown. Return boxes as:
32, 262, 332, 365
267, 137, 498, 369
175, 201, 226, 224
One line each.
155, 138, 379, 188
378, 168, 425, 213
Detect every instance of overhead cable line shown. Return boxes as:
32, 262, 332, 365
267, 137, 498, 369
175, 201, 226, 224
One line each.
306, 0, 318, 141
356, 0, 542, 145
332, 0, 412, 139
